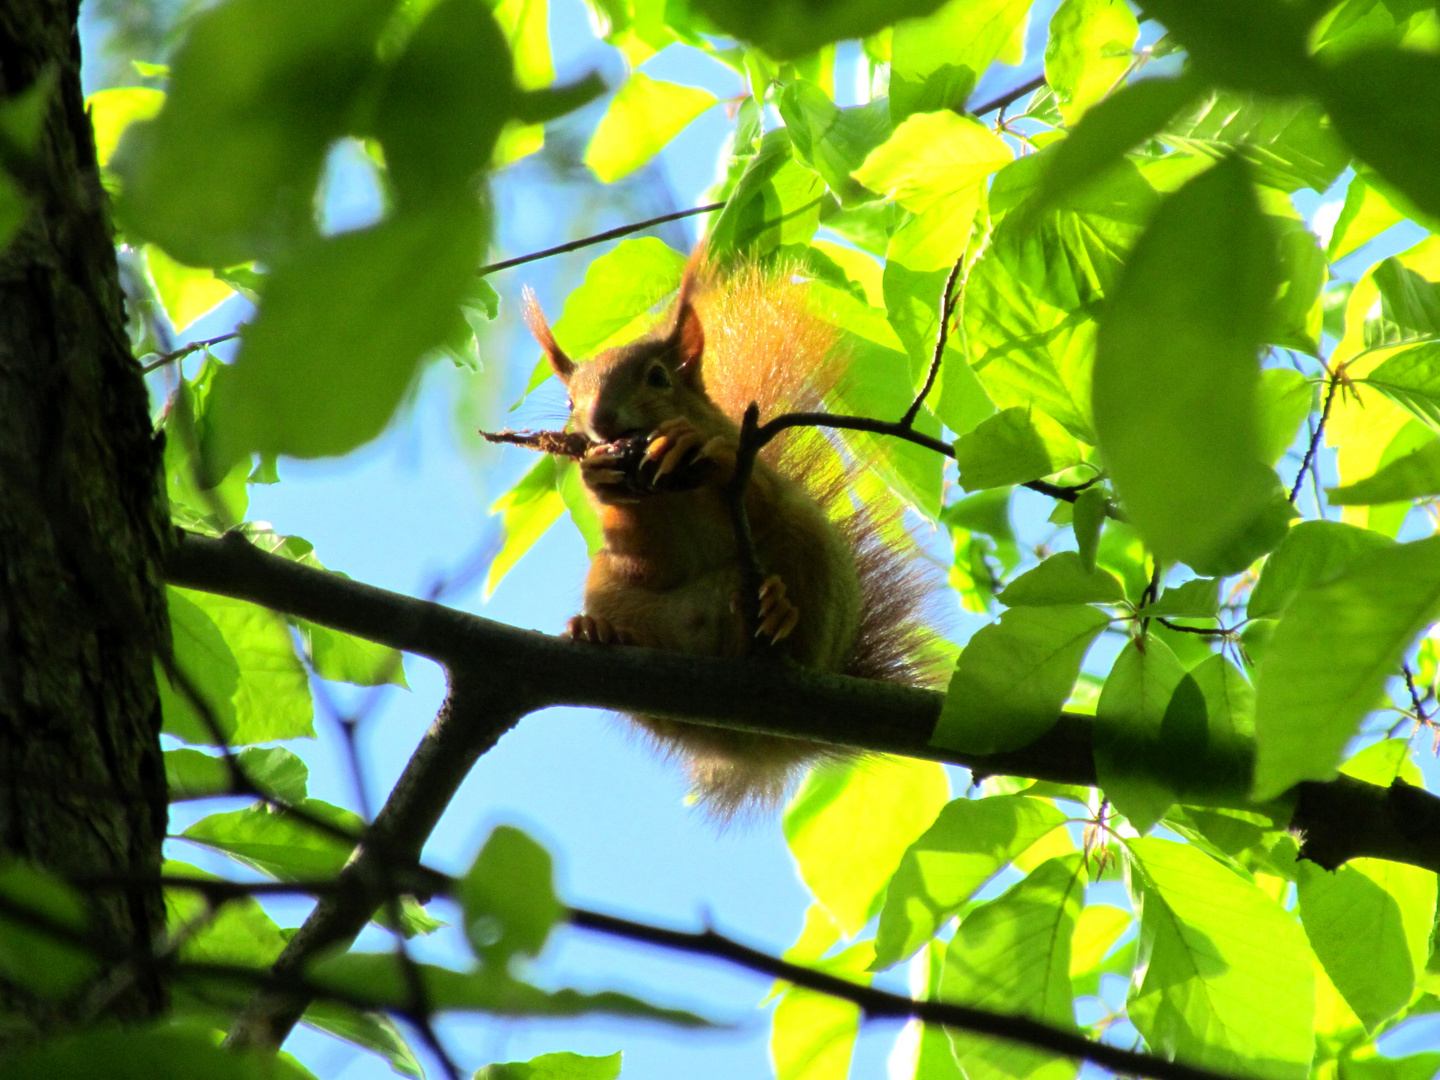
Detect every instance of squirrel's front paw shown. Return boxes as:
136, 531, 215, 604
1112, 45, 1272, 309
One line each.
580, 446, 641, 503
756, 574, 800, 644
565, 614, 633, 645
643, 418, 737, 489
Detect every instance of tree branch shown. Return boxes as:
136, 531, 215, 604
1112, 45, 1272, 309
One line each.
168, 530, 1440, 877
477, 203, 725, 276
223, 671, 526, 1051
569, 908, 1244, 1080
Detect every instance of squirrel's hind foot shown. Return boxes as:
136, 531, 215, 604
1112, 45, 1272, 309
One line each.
756, 574, 800, 644
565, 614, 633, 645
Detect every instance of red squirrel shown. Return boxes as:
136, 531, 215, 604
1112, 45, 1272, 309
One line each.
524, 258, 941, 817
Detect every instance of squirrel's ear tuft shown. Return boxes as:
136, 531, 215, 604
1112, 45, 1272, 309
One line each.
671, 272, 705, 383
522, 286, 575, 383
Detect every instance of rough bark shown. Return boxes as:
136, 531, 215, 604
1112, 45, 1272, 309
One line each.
0, 0, 171, 1035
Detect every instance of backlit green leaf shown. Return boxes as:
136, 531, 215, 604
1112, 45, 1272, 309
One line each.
954, 407, 1084, 491
1045, 0, 1139, 124
0, 1026, 316, 1080
1093, 155, 1277, 567
998, 551, 1124, 607
1328, 437, 1440, 505
165, 746, 308, 803
114, 0, 394, 266
182, 798, 360, 879
690, 0, 949, 60
477, 1051, 622, 1080
171, 587, 314, 745
889, 0, 1032, 122
1135, 577, 1219, 619
1127, 837, 1315, 1080
463, 825, 563, 966
1254, 534, 1440, 800
1137, 0, 1315, 96
1297, 856, 1437, 1031
778, 82, 890, 207
157, 587, 240, 745
205, 197, 485, 470
707, 130, 825, 259
934, 604, 1110, 754
1320, 49, 1440, 222
943, 855, 1086, 1080
550, 237, 687, 358
85, 86, 164, 169
301, 1003, 424, 1080
872, 795, 1068, 969
1256, 368, 1314, 467
486, 455, 565, 596
854, 111, 1011, 216
585, 74, 717, 184
785, 758, 949, 937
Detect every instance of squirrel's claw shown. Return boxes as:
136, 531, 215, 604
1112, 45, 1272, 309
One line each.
644, 419, 738, 487
565, 614, 631, 645
755, 574, 800, 644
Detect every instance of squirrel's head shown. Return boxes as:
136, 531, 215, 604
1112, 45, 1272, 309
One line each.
522, 279, 709, 444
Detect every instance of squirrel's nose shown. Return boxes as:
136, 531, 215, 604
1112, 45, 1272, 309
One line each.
587, 408, 622, 442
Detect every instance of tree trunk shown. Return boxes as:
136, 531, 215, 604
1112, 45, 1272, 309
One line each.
0, 0, 171, 1035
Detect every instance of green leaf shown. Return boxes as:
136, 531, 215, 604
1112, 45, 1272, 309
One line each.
933, 604, 1110, 754
1028, 76, 1202, 221
85, 86, 165, 169
163, 860, 288, 969
1341, 1054, 1440, 1080
954, 406, 1084, 491
1162, 91, 1351, 195
144, 244, 236, 332
1297, 856, 1437, 1030
485, 455, 566, 596
854, 111, 1011, 216
690, 0, 949, 60
477, 1051, 623, 1080
965, 157, 1159, 444
0, 862, 98, 1000
943, 855, 1087, 1080
1253, 535, 1440, 800
165, 746, 309, 803
1328, 168, 1408, 262
182, 798, 360, 879
1092, 156, 1278, 568
1184, 474, 1298, 578
1126, 837, 1316, 1080
707, 130, 825, 259
1256, 369, 1314, 467
550, 237, 687, 358
1320, 49, 1440, 222
307, 952, 709, 1025
158, 587, 240, 744
1266, 214, 1327, 354
1328, 437, 1440, 505
374, 0, 515, 202
1136, 577, 1219, 619
872, 795, 1068, 970
585, 73, 718, 183
205, 198, 485, 471
0, 172, 24, 258
1363, 342, 1440, 433
1069, 903, 1132, 998
170, 587, 315, 745
997, 551, 1124, 607
1073, 486, 1106, 572
0, 1025, 317, 1080
113, 0, 393, 266
889, 0, 1032, 122
777, 82, 890, 207
771, 943, 869, 1080
1044, 0, 1140, 124
1093, 638, 1187, 832
462, 826, 564, 966
1136, 0, 1315, 96
1341, 736, 1424, 787
301, 1003, 424, 1080
297, 620, 408, 688
784, 758, 949, 937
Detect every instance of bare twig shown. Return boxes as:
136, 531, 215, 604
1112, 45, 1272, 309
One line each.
568, 908, 1243, 1080
971, 74, 1049, 118
140, 331, 240, 373
1289, 370, 1341, 503
900, 256, 966, 429
477, 203, 725, 276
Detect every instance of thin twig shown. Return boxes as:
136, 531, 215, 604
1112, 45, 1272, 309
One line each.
140, 331, 240, 373
477, 203, 725, 276
900, 255, 966, 429
971, 74, 1048, 118
568, 908, 1244, 1080
1290, 370, 1341, 503
1156, 617, 1239, 638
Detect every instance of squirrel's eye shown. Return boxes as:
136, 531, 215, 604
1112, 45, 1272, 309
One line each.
646, 364, 671, 389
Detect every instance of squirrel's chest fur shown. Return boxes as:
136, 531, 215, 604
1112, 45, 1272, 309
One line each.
584, 463, 863, 672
